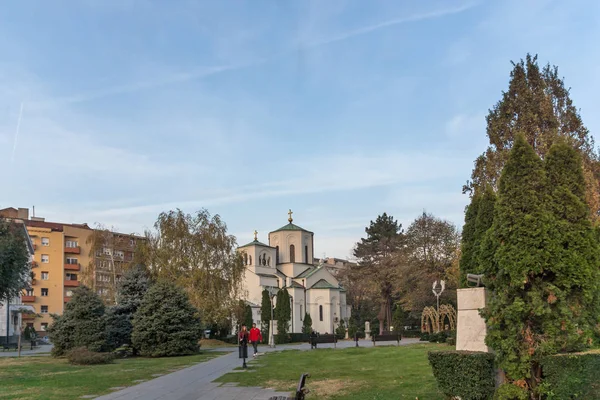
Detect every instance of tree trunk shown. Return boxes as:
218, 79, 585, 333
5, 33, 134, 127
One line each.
17, 326, 22, 357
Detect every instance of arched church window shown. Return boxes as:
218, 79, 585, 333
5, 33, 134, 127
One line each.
290, 244, 295, 263
243, 253, 248, 265
267, 256, 271, 266
304, 245, 308, 263
276, 246, 279, 264
249, 255, 252, 265
319, 305, 323, 321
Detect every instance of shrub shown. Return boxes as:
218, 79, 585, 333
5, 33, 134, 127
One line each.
67, 347, 115, 365
493, 383, 528, 400
402, 329, 421, 338
428, 351, 496, 400
289, 333, 309, 343
539, 351, 600, 399
131, 281, 202, 357
420, 333, 430, 342
274, 334, 290, 344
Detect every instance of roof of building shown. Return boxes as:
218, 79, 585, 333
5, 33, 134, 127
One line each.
256, 273, 279, 279
295, 266, 319, 279
238, 239, 274, 249
289, 281, 305, 289
270, 222, 313, 234
24, 219, 64, 232
310, 279, 339, 290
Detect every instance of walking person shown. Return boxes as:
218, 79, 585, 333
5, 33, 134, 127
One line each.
249, 323, 263, 357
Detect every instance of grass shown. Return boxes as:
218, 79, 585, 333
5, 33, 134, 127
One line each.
0, 351, 227, 400
215, 343, 448, 399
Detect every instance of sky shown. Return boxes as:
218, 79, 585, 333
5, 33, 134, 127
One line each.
1, 0, 599, 259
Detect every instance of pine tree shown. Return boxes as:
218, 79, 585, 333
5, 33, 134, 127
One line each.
459, 193, 481, 287
465, 54, 600, 222
48, 286, 106, 356
275, 289, 291, 338
472, 185, 496, 272
105, 265, 152, 351
260, 289, 272, 332
302, 313, 313, 334
243, 304, 253, 328
542, 140, 600, 351
131, 281, 202, 357
481, 135, 554, 392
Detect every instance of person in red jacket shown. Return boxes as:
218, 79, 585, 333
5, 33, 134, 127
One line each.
249, 323, 263, 357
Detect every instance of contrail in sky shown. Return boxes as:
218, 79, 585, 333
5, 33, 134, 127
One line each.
10, 102, 24, 165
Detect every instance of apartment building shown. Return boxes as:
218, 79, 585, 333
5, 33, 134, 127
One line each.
0, 207, 143, 336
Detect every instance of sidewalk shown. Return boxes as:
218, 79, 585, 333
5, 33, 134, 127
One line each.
95, 338, 421, 400
0, 344, 52, 357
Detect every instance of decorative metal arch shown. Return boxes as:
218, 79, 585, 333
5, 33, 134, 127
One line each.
438, 304, 457, 331
421, 306, 438, 333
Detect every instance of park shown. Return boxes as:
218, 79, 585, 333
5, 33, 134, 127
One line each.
1, 25, 600, 400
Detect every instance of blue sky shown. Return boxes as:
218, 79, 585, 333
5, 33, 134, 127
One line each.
1, 0, 599, 258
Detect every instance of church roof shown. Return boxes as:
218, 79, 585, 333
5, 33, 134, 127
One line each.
310, 279, 339, 290
270, 222, 313, 234
239, 239, 274, 249
256, 273, 279, 279
289, 281, 305, 289
295, 266, 319, 279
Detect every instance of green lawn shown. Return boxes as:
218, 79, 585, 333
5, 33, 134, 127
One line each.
215, 344, 448, 399
0, 351, 227, 400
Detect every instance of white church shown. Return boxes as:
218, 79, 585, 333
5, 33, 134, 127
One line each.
238, 210, 351, 334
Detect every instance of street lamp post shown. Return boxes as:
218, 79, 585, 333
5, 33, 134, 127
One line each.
432, 280, 446, 333
268, 287, 276, 348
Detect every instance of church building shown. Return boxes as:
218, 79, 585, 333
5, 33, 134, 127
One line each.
238, 210, 351, 334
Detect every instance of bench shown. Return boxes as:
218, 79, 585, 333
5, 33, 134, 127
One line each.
269, 373, 310, 400
371, 331, 401, 346
1, 343, 22, 352
309, 334, 337, 349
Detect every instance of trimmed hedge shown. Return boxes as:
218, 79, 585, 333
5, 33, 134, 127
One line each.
428, 351, 495, 400
540, 351, 600, 399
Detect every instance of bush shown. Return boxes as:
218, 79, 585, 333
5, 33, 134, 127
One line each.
289, 333, 309, 343
274, 334, 290, 344
493, 383, 528, 400
67, 347, 115, 365
540, 351, 600, 399
402, 329, 421, 338
131, 282, 202, 357
420, 332, 430, 342
428, 351, 496, 400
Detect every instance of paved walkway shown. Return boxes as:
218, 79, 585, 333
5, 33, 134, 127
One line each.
95, 338, 421, 400
0, 344, 52, 357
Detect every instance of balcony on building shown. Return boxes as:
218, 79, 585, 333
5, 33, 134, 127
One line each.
22, 295, 36, 302
22, 313, 35, 320
64, 262, 80, 271
64, 296, 72, 303
64, 279, 79, 287
64, 246, 81, 254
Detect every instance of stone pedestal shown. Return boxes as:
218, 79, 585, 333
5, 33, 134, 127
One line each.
456, 288, 491, 352
364, 321, 371, 340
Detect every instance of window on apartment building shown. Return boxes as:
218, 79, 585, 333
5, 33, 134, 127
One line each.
25, 289, 34, 296
319, 305, 323, 321
129, 239, 135, 246
41, 305, 48, 314
41, 254, 49, 263
103, 247, 111, 255
41, 288, 48, 297
41, 271, 49, 280
66, 273, 77, 281
41, 237, 50, 246
114, 250, 124, 259
65, 240, 78, 248
66, 257, 78, 265
41, 323, 48, 331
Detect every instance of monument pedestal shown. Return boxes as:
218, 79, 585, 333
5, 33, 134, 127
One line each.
456, 288, 491, 352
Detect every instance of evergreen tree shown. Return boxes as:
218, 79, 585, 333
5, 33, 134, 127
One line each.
260, 289, 272, 332
131, 281, 202, 357
243, 304, 253, 328
302, 313, 312, 334
104, 265, 152, 351
481, 135, 557, 393
465, 54, 600, 222
275, 289, 291, 337
48, 286, 106, 356
542, 140, 600, 351
0, 220, 30, 306
472, 185, 496, 272
459, 193, 481, 287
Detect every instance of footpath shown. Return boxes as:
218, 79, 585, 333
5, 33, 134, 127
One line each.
93, 338, 421, 400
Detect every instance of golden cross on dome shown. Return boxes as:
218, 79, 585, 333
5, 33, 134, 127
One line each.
253, 230, 258, 241
288, 209, 293, 223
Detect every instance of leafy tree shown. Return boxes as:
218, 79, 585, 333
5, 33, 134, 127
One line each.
104, 264, 152, 351
464, 53, 600, 222
131, 281, 202, 357
275, 289, 291, 337
459, 193, 481, 287
397, 212, 460, 313
392, 303, 406, 332
479, 135, 600, 395
302, 312, 312, 334
0, 220, 30, 309
142, 209, 245, 328
260, 289, 272, 333
48, 286, 106, 356
352, 213, 404, 334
